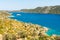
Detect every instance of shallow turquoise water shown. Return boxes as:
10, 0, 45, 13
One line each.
9, 12, 60, 36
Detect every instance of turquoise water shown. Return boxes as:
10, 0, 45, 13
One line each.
9, 12, 60, 36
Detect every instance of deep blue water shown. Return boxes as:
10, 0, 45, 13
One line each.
9, 12, 60, 36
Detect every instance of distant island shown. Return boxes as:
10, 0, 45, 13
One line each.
1, 5, 60, 14
20, 5, 60, 14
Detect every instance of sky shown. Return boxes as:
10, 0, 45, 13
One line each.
0, 0, 60, 10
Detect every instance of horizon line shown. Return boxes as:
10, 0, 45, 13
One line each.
0, 5, 60, 11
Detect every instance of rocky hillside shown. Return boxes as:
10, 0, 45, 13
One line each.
20, 5, 60, 14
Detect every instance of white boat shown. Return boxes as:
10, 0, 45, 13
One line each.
17, 14, 21, 16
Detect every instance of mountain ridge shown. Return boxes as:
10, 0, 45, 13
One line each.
20, 5, 60, 14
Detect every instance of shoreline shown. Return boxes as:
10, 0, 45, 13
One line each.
0, 11, 60, 40
8, 12, 60, 36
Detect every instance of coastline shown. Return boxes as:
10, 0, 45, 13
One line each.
0, 11, 60, 40
8, 12, 60, 36
9, 16, 51, 36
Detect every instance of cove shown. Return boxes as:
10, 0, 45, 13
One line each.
9, 12, 60, 36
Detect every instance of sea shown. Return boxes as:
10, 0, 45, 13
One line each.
9, 12, 60, 36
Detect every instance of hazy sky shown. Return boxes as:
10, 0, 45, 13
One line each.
0, 0, 60, 10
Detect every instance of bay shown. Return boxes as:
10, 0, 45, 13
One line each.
9, 12, 60, 36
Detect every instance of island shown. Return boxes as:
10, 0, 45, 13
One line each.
19, 5, 60, 14
1, 5, 60, 14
